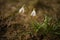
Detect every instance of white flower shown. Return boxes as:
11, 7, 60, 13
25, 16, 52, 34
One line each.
19, 6, 25, 13
31, 9, 36, 16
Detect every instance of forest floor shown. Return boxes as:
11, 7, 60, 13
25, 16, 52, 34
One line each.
0, 0, 60, 40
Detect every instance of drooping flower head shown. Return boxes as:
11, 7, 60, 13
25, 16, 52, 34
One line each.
19, 5, 25, 13
31, 9, 36, 16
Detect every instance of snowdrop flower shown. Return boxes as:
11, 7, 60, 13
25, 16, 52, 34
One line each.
19, 6, 25, 13
31, 9, 36, 16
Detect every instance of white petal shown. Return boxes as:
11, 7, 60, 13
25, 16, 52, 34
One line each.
19, 6, 25, 13
31, 9, 36, 16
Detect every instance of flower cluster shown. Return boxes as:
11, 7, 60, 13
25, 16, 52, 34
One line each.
19, 6, 36, 16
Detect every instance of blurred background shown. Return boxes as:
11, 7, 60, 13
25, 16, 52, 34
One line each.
0, 0, 60, 40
